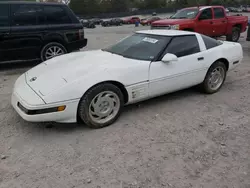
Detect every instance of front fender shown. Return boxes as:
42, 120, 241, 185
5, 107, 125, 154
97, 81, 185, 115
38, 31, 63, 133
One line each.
180, 21, 195, 30
42, 69, 122, 104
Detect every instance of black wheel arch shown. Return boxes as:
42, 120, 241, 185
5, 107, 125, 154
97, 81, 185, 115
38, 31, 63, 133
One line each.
42, 34, 66, 49
213, 58, 229, 71
203, 58, 229, 82
76, 81, 129, 123
232, 24, 242, 32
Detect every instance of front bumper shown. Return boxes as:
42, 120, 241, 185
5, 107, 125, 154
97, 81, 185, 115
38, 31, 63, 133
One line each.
11, 75, 79, 123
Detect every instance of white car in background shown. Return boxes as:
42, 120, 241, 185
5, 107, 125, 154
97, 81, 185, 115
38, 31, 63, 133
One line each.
11, 30, 243, 128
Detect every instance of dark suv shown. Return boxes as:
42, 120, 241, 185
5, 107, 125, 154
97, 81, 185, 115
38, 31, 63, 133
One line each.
0, 1, 87, 63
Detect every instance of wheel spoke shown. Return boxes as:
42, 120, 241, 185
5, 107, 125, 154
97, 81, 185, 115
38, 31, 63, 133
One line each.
48, 48, 53, 54
88, 91, 120, 124
56, 48, 61, 54
46, 51, 53, 55
208, 66, 225, 91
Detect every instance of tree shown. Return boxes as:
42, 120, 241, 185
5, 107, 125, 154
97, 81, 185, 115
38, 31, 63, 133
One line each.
110, 0, 128, 12
70, 0, 99, 15
205, 0, 211, 5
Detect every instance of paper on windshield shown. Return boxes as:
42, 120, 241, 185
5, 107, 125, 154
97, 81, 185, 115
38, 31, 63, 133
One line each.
187, 12, 196, 15
142, 37, 158, 44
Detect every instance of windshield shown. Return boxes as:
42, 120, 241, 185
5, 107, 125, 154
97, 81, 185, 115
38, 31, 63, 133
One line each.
171, 8, 199, 19
102, 33, 171, 61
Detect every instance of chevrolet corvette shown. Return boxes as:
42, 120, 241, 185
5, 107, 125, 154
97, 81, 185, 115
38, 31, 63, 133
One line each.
11, 30, 243, 128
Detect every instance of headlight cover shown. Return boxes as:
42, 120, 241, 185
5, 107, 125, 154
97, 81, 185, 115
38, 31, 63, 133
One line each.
170, 25, 180, 30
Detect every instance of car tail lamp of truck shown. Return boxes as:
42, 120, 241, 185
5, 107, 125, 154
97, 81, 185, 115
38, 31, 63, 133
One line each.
78, 29, 84, 40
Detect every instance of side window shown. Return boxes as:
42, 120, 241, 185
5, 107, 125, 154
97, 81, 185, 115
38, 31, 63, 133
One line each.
201, 34, 222, 49
11, 4, 44, 26
44, 6, 71, 24
214, 8, 225, 18
199, 8, 212, 20
0, 4, 9, 27
165, 35, 200, 58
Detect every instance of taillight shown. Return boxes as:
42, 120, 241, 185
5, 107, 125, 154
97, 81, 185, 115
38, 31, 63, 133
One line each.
78, 29, 84, 40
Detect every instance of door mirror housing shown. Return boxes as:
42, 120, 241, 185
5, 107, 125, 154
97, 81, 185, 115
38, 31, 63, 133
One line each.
161, 53, 178, 62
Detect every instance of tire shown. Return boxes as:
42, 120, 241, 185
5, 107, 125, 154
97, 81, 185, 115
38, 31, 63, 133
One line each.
226, 27, 241, 42
200, 61, 227, 94
78, 83, 124, 129
41, 42, 67, 62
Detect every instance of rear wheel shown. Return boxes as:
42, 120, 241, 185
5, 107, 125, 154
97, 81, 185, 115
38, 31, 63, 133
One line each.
41, 42, 67, 62
226, 27, 241, 42
78, 83, 124, 129
200, 61, 227, 94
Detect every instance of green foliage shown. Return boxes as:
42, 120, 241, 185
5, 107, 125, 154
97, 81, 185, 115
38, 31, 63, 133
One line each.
70, 0, 99, 14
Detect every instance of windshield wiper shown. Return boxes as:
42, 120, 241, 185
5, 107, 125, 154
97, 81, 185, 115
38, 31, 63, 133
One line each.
172, 17, 188, 19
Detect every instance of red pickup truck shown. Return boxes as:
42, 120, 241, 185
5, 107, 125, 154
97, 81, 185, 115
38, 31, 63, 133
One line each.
151, 6, 248, 42
123, 16, 140, 24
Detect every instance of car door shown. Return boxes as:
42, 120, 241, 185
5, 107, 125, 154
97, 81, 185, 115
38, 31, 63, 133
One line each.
195, 8, 214, 36
212, 7, 227, 36
9, 4, 45, 61
149, 35, 207, 97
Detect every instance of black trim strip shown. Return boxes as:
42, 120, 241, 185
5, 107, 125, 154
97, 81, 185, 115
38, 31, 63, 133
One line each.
17, 102, 63, 115
233, 60, 239, 65
155, 34, 198, 61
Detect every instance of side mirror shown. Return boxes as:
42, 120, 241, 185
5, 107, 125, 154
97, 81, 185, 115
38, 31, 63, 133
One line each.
161, 53, 178, 63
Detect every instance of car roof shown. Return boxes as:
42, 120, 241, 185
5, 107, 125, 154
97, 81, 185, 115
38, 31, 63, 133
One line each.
136, 30, 197, 37
0, 1, 65, 6
182, 5, 224, 10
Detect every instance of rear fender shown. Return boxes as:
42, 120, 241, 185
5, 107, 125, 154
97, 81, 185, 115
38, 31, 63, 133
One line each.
42, 34, 66, 47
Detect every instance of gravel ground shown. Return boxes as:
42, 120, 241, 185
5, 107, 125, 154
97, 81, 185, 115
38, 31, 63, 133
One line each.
1, 21, 250, 188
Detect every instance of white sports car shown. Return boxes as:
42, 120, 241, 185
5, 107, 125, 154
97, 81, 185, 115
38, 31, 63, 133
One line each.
11, 30, 243, 128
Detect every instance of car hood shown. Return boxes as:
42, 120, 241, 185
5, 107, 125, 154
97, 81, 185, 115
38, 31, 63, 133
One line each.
152, 18, 194, 25
25, 50, 141, 97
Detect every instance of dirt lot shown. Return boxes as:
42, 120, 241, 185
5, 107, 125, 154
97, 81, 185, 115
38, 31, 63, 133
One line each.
1, 23, 250, 188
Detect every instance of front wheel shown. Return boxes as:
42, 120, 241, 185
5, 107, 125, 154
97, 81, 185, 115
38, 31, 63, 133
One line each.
78, 83, 124, 129
200, 61, 227, 94
41, 42, 67, 62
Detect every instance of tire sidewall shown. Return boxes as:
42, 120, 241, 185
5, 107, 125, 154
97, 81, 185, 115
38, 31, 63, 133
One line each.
202, 61, 227, 94
78, 83, 124, 129
41, 42, 67, 62
227, 27, 241, 42
232, 27, 240, 42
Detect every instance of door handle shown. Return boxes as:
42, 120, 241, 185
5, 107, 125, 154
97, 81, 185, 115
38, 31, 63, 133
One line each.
222, 20, 226, 23
210, 21, 213, 24
198, 57, 204, 61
